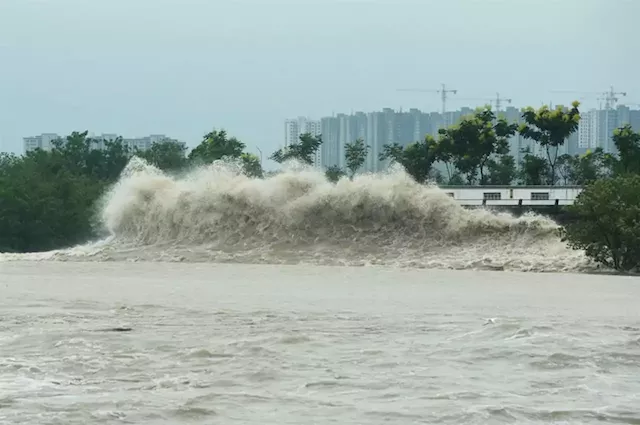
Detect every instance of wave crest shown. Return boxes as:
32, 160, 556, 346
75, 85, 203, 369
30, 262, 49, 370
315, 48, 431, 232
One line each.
3, 157, 590, 272
88, 158, 585, 271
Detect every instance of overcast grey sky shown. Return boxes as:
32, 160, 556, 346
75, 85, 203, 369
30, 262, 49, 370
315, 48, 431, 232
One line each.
0, 0, 637, 158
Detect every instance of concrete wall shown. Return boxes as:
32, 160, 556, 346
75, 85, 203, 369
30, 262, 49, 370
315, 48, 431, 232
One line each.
438, 186, 583, 206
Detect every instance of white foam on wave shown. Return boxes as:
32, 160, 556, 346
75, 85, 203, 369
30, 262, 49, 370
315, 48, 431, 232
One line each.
1, 157, 591, 272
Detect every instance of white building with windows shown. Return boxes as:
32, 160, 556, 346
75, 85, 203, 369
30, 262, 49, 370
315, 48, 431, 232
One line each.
578, 110, 597, 149
441, 186, 582, 206
22, 133, 61, 152
24, 133, 183, 153
122, 134, 180, 151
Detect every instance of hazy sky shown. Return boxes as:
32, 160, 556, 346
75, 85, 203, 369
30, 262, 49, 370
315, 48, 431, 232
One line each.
1, 0, 638, 160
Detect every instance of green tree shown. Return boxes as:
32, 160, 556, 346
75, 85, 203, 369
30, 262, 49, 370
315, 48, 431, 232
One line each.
445, 173, 465, 185
557, 148, 612, 185
136, 140, 187, 172
560, 175, 640, 272
518, 147, 550, 185
46, 132, 133, 182
344, 138, 370, 178
240, 153, 263, 178
486, 154, 517, 185
518, 101, 581, 185
556, 154, 574, 185
189, 129, 245, 164
379, 136, 438, 183
611, 124, 640, 175
0, 131, 135, 253
325, 165, 346, 183
0, 149, 105, 253
401, 139, 437, 183
49, 131, 92, 175
378, 143, 404, 164
100, 138, 133, 181
270, 133, 322, 165
437, 107, 517, 185
0, 153, 19, 176
432, 136, 456, 181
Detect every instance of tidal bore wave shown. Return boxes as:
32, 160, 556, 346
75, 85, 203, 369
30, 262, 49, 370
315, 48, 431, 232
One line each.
1, 157, 591, 272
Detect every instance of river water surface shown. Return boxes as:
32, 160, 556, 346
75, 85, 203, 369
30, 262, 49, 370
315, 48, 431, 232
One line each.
2, 262, 640, 424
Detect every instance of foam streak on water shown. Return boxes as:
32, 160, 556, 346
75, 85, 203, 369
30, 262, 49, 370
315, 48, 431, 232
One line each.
1, 157, 590, 272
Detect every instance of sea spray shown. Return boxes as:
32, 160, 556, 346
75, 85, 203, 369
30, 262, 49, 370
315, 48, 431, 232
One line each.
2, 157, 590, 272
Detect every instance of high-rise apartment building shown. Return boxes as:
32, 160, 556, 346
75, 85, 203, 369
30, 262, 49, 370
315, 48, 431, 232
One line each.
578, 110, 597, 150
575, 105, 635, 154
617, 105, 640, 132
283, 117, 322, 167
284, 120, 300, 149
287, 104, 640, 175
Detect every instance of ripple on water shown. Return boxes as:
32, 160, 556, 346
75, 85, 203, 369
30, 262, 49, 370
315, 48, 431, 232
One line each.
173, 406, 218, 419
185, 348, 235, 359
278, 334, 312, 344
529, 352, 585, 370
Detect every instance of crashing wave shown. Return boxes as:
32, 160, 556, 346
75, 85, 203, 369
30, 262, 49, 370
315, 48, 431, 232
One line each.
1, 157, 590, 272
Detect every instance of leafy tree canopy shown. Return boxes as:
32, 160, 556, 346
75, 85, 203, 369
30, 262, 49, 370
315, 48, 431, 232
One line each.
344, 138, 370, 178
519, 102, 581, 184
270, 133, 322, 166
379, 136, 438, 184
189, 129, 246, 164
325, 165, 346, 183
611, 124, 640, 175
437, 107, 517, 184
560, 175, 640, 272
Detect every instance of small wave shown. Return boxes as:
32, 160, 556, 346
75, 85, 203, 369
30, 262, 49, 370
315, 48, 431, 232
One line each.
1, 157, 592, 273
305, 380, 341, 388
173, 406, 217, 419
530, 352, 584, 370
185, 349, 234, 359
278, 334, 311, 344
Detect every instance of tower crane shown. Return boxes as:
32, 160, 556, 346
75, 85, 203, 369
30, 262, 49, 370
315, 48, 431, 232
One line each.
453, 93, 513, 112
550, 86, 627, 110
602, 86, 627, 110
396, 84, 458, 115
551, 86, 627, 151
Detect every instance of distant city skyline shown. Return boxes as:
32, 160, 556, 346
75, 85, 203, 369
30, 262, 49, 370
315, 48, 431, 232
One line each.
283, 103, 640, 174
1, 0, 637, 163
8, 92, 636, 156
